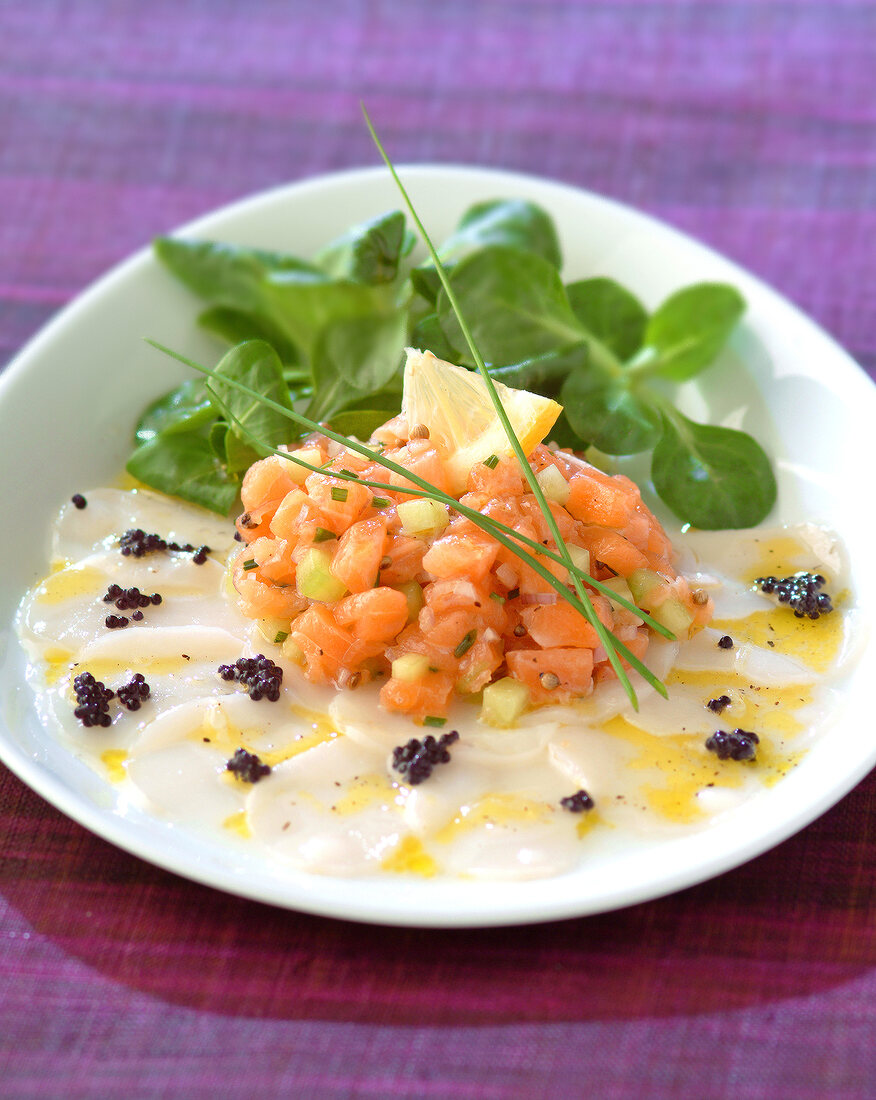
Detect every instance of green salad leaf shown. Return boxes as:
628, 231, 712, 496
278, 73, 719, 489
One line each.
133, 196, 774, 528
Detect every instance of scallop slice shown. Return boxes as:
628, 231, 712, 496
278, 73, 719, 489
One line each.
706, 578, 773, 621
127, 689, 333, 830
622, 684, 717, 738
52, 487, 236, 563
246, 738, 406, 875
432, 761, 582, 880
329, 689, 424, 755
126, 739, 244, 829
674, 627, 813, 685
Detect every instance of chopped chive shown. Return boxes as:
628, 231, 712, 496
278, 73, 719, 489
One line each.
330, 486, 349, 502
313, 527, 336, 542
341, 469, 359, 478
483, 454, 499, 469
242, 559, 257, 571
507, 587, 520, 601
371, 496, 391, 508
193, 371, 671, 692
362, 108, 650, 709
423, 716, 446, 728
273, 630, 288, 644
489, 592, 506, 603
453, 629, 477, 658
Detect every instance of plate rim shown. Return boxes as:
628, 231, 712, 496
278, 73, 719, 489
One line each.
2, 162, 875, 927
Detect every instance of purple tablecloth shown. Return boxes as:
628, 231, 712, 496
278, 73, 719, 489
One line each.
2, 2, 874, 1096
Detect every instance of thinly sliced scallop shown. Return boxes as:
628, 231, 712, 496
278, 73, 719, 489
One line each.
52, 487, 235, 563
127, 740, 244, 827
675, 628, 813, 684
247, 738, 405, 875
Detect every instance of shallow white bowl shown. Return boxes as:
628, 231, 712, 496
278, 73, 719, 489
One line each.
1, 166, 874, 926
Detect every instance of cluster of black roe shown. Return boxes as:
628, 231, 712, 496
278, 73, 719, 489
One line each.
705, 728, 760, 762
392, 730, 460, 785
117, 674, 151, 711
226, 748, 272, 783
218, 655, 283, 701
73, 672, 115, 728
103, 583, 163, 629
754, 572, 833, 619
119, 528, 209, 564
560, 789, 595, 813
72, 672, 152, 726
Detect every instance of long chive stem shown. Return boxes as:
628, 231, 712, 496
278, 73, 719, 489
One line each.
363, 106, 642, 706
188, 346, 671, 640
196, 368, 669, 695
216, 400, 665, 692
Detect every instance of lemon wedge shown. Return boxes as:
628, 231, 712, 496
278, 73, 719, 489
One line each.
401, 348, 562, 494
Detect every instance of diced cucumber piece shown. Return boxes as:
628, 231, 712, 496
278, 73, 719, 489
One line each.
285, 445, 326, 484
536, 463, 570, 506
397, 498, 449, 537
652, 598, 693, 636
281, 636, 306, 665
296, 546, 348, 602
600, 576, 636, 612
395, 580, 425, 623
480, 676, 530, 727
256, 616, 292, 646
456, 661, 490, 695
391, 653, 432, 682
627, 567, 663, 604
567, 544, 591, 578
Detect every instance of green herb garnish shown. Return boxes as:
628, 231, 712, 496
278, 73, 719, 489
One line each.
453, 630, 477, 659
131, 132, 772, 529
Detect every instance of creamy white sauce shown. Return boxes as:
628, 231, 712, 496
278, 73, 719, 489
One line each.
16, 488, 856, 880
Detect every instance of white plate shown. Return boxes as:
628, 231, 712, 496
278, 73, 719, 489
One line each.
1, 166, 874, 927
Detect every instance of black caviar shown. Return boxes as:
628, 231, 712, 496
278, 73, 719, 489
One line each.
707, 695, 732, 714
226, 748, 272, 783
754, 572, 833, 619
217, 655, 283, 701
560, 789, 595, 813
705, 728, 760, 761
119, 528, 210, 563
105, 614, 129, 629
103, 584, 161, 611
72, 672, 114, 728
717, 635, 734, 650
392, 730, 459, 785
117, 673, 151, 711
71, 493, 87, 510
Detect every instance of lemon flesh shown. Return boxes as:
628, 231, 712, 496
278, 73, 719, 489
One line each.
401, 348, 563, 494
